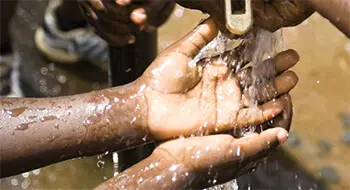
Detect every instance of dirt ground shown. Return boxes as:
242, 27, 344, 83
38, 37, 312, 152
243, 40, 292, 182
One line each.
0, 1, 349, 190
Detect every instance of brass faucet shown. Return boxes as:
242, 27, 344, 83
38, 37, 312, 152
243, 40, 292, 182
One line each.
225, 0, 253, 35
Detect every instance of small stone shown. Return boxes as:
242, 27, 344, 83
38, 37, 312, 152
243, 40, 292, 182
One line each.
342, 131, 350, 145
319, 167, 339, 184
339, 112, 350, 128
318, 140, 332, 152
286, 131, 301, 147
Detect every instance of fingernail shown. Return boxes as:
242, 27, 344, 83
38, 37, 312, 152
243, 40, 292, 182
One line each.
116, 0, 131, 6
277, 130, 288, 143
131, 9, 147, 25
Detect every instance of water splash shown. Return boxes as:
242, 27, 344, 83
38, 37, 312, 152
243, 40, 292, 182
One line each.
192, 28, 282, 190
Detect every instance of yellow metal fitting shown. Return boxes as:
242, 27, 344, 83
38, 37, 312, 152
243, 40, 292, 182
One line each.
225, 0, 253, 35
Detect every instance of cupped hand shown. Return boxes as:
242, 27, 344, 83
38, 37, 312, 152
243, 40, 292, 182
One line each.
177, 0, 314, 34
139, 18, 299, 140
78, 0, 175, 46
153, 127, 290, 189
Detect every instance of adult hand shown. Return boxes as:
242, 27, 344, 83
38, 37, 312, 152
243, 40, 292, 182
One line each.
177, 0, 314, 33
95, 127, 289, 189
138, 18, 299, 140
78, 0, 175, 46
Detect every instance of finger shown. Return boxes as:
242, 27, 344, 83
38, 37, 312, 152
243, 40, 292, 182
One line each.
178, 128, 288, 188
243, 71, 298, 105
237, 49, 299, 88
237, 98, 283, 128
261, 94, 293, 132
274, 49, 299, 74
165, 18, 218, 59
233, 127, 288, 159
89, 0, 105, 10
116, 0, 132, 6
130, 8, 147, 25
80, 1, 99, 20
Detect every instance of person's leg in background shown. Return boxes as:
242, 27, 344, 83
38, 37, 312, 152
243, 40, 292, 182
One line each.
35, 0, 109, 67
0, 0, 18, 95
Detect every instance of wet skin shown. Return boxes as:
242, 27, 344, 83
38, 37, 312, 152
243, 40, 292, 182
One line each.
79, 0, 175, 46
178, 0, 349, 38
1, 19, 299, 187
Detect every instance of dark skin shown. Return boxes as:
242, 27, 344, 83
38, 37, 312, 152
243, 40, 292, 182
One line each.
81, 0, 349, 46
0, 19, 299, 178
177, 0, 349, 38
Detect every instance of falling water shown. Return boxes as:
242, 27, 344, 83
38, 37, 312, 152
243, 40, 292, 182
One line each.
194, 28, 282, 190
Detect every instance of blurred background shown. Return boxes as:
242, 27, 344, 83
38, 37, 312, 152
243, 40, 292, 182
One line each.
0, 0, 349, 189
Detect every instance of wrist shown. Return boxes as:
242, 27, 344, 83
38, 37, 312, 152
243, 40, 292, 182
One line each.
95, 150, 194, 189
81, 81, 151, 154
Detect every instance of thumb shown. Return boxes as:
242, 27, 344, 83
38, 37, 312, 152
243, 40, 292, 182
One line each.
145, 18, 218, 93
164, 18, 218, 59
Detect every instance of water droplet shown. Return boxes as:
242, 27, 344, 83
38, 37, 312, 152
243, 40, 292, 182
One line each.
105, 104, 112, 111
172, 175, 177, 182
130, 116, 137, 124
40, 116, 58, 122
142, 136, 147, 142
125, 68, 132, 73
11, 178, 19, 186
113, 97, 120, 103
22, 172, 30, 178
174, 7, 184, 18
138, 177, 143, 183
4, 107, 27, 117
40, 67, 48, 75
57, 75, 67, 84
97, 160, 105, 168
16, 123, 29, 131
236, 146, 241, 156
169, 164, 178, 171
32, 169, 40, 175
156, 175, 162, 181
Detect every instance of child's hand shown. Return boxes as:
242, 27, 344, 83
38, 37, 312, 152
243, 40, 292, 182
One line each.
78, 0, 175, 46
177, 0, 314, 34
137, 18, 299, 140
96, 126, 290, 189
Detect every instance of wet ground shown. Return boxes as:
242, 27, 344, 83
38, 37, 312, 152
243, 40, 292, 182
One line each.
0, 0, 349, 189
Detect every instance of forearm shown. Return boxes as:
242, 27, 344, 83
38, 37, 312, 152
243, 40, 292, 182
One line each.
0, 80, 149, 177
309, 0, 350, 37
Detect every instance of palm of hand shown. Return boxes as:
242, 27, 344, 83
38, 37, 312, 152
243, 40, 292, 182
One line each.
145, 52, 242, 140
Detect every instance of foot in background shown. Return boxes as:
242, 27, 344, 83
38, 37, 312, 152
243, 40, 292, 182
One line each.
35, 0, 109, 68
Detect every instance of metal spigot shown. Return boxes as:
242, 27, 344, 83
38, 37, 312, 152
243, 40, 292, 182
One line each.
225, 0, 253, 35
